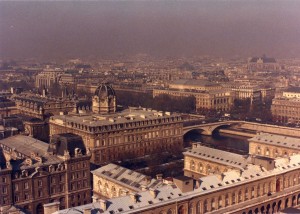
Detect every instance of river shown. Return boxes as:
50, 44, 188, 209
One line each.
184, 130, 250, 155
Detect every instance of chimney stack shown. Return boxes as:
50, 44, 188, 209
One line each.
149, 188, 158, 198
129, 193, 138, 203
99, 199, 107, 211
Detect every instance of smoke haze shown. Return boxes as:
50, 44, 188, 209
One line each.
1, 0, 300, 59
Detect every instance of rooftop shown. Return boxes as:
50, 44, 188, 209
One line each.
249, 133, 300, 150
92, 163, 164, 192
55, 154, 300, 214
50, 107, 181, 128
184, 144, 249, 170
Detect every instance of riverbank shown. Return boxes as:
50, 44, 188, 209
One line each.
218, 128, 256, 138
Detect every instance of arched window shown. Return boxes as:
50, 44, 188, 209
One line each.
204, 200, 208, 212
97, 180, 102, 192
245, 188, 249, 200
104, 183, 109, 195
111, 186, 116, 197
189, 203, 194, 214
251, 187, 255, 198
198, 163, 203, 172
196, 201, 201, 214
218, 196, 222, 208
257, 185, 261, 197
232, 193, 236, 205
190, 160, 195, 171
257, 146, 261, 155
265, 148, 270, 156
206, 165, 211, 174
238, 190, 242, 203
211, 198, 216, 210
225, 194, 229, 207
167, 209, 173, 214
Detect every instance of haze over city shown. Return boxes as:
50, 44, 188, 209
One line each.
1, 0, 300, 60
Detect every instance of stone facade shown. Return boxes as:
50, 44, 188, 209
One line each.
49, 107, 183, 165
92, 83, 116, 114
248, 133, 300, 158
153, 89, 234, 112
0, 134, 91, 214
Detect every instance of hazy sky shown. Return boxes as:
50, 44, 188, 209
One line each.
1, 0, 300, 60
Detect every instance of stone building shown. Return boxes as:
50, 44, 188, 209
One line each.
247, 56, 280, 72
92, 163, 164, 199
92, 83, 116, 114
0, 97, 18, 119
168, 79, 222, 91
49, 107, 183, 165
12, 92, 80, 120
183, 144, 249, 179
35, 69, 64, 89
153, 88, 234, 112
271, 87, 300, 123
248, 133, 300, 158
50, 153, 300, 214
0, 134, 91, 214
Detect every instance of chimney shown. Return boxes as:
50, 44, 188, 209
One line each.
129, 193, 138, 203
141, 185, 148, 191
156, 174, 163, 180
99, 199, 107, 211
121, 190, 129, 197
192, 143, 198, 149
83, 208, 92, 214
43, 202, 60, 214
149, 188, 158, 198
92, 195, 99, 203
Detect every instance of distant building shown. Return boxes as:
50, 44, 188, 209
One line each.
35, 69, 64, 89
247, 56, 280, 72
153, 88, 234, 112
0, 97, 18, 119
168, 79, 222, 91
12, 92, 91, 120
0, 134, 91, 214
271, 87, 300, 123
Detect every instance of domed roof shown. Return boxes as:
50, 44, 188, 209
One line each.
94, 83, 116, 98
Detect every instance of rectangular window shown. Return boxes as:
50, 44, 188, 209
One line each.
24, 193, 29, 200
2, 186, 7, 194
24, 182, 29, 189
38, 180, 42, 187
15, 195, 19, 202
15, 184, 19, 191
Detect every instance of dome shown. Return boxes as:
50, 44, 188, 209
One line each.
94, 83, 116, 98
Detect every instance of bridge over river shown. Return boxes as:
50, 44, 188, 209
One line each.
183, 120, 300, 137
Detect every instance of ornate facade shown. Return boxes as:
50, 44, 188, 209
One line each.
92, 83, 116, 114
0, 134, 91, 214
271, 88, 300, 124
153, 89, 234, 112
51, 153, 300, 214
92, 163, 163, 199
248, 133, 300, 158
247, 56, 280, 72
49, 107, 183, 165
183, 144, 249, 179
